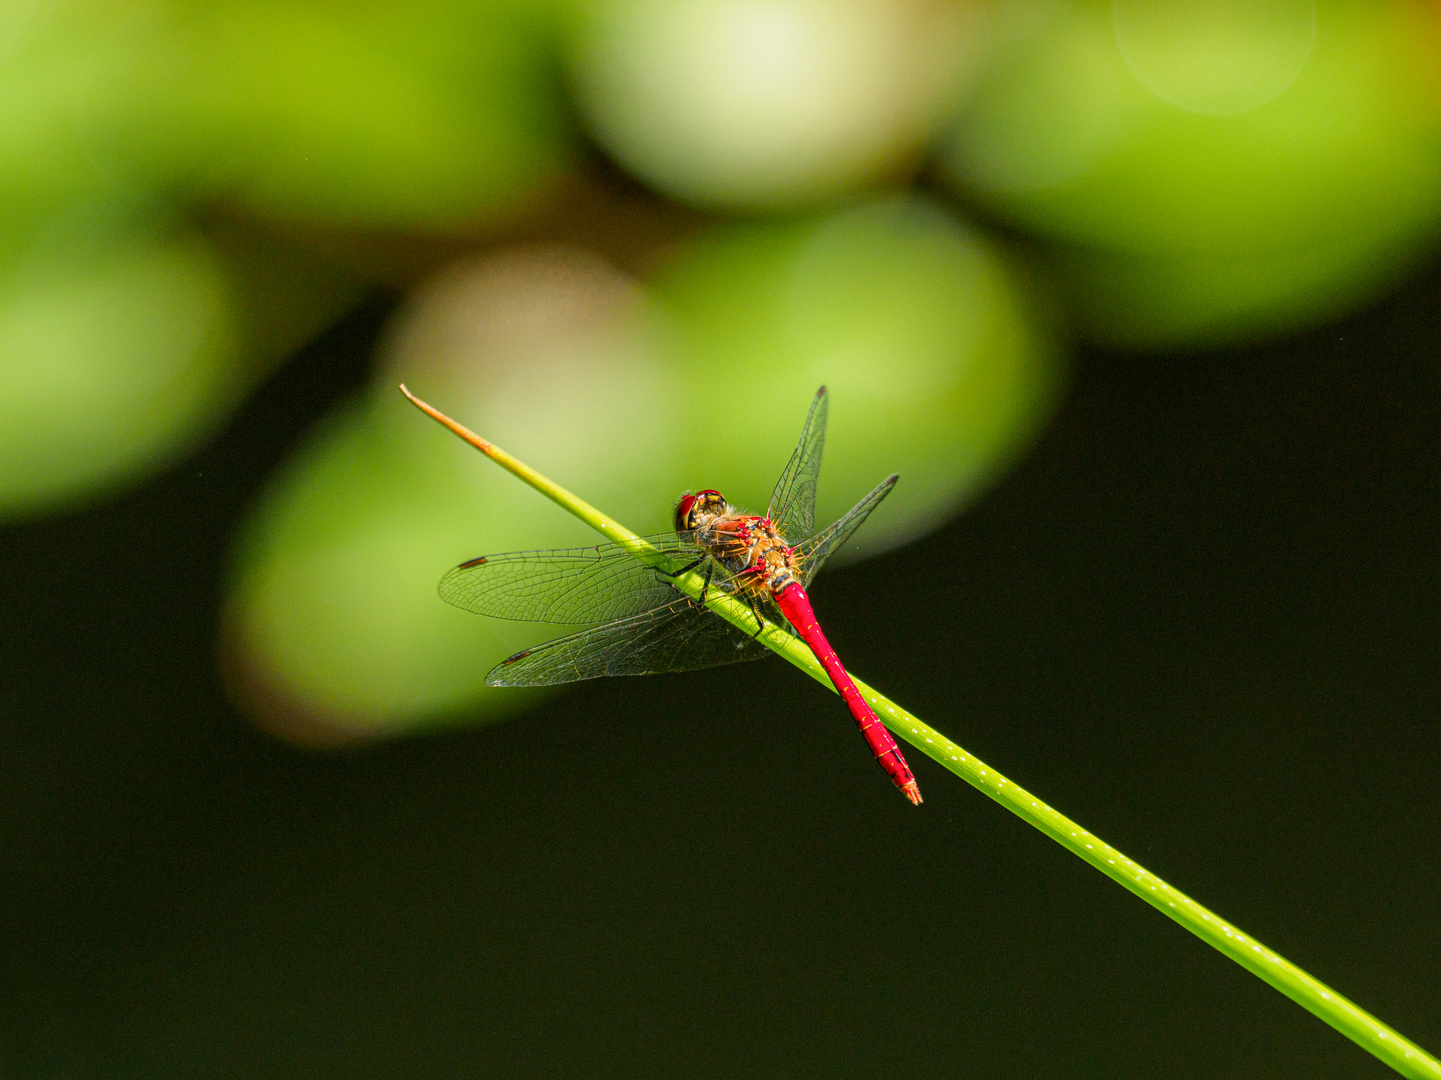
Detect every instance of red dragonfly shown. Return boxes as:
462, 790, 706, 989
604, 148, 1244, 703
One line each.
439, 387, 921, 804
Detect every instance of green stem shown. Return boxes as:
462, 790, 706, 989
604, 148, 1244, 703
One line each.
401, 385, 1440, 1079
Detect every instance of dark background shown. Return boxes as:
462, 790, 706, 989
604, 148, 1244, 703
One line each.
2, 258, 1439, 1078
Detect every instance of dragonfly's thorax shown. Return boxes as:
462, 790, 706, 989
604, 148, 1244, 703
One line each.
685, 498, 802, 598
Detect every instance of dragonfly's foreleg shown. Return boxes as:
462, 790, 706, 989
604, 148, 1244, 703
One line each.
662, 555, 706, 579
660, 554, 715, 602
662, 556, 720, 606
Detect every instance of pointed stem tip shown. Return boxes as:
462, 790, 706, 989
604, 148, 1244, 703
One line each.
398, 384, 494, 454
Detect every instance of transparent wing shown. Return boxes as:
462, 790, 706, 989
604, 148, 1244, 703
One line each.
485, 599, 775, 686
794, 474, 898, 586
439, 536, 709, 625
767, 386, 828, 542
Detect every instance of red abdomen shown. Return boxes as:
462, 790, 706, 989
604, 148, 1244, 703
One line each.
774, 582, 921, 805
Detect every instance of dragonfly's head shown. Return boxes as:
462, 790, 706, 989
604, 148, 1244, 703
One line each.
675, 489, 725, 532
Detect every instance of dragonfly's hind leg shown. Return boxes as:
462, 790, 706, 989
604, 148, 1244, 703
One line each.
748, 598, 769, 638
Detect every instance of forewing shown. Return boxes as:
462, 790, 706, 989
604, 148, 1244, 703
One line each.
485, 600, 773, 686
795, 474, 898, 586
767, 386, 828, 542
439, 536, 704, 625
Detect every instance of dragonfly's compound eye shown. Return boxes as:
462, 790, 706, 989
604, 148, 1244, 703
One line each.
694, 490, 726, 524
674, 493, 699, 532
675, 490, 724, 531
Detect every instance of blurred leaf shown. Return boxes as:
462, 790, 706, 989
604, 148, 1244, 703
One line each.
0, 224, 241, 515
654, 197, 1064, 553
938, 0, 1441, 344
171, 0, 576, 229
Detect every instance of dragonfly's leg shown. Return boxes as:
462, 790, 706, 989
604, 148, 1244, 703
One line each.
661, 554, 714, 602
663, 555, 706, 579
748, 598, 768, 638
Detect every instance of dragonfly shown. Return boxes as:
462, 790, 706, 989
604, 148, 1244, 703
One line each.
433, 386, 921, 805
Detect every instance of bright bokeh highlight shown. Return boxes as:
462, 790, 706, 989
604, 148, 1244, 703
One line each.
568, 0, 978, 208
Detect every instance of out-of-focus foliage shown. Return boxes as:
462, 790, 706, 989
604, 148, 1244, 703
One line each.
652, 198, 1059, 548
226, 248, 680, 736
0, 0, 572, 517
0, 208, 357, 515
0, 0, 573, 230
165, 0, 573, 229
0, 220, 245, 512
3, 0, 1439, 736
939, 0, 1441, 346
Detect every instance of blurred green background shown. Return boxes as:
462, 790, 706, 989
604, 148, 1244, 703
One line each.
2, 0, 1439, 1074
